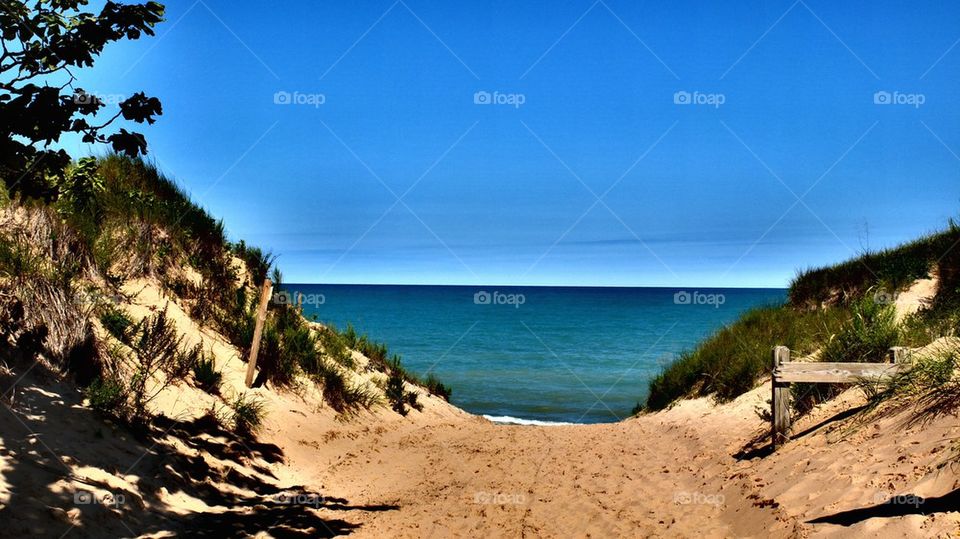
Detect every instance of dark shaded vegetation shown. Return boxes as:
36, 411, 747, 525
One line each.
193, 356, 223, 394
0, 0, 164, 201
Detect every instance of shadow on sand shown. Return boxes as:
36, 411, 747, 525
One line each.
808, 489, 959, 526
0, 362, 397, 537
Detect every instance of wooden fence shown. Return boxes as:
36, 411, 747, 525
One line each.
770, 345, 911, 447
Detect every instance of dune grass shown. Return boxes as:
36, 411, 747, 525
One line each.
820, 295, 900, 364
642, 304, 850, 411
641, 219, 960, 413
858, 347, 960, 433
789, 221, 960, 309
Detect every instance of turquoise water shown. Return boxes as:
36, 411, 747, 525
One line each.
285, 285, 786, 424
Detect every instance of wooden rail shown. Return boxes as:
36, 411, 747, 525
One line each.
770, 346, 911, 447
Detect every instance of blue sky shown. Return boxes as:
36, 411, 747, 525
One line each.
63, 0, 960, 287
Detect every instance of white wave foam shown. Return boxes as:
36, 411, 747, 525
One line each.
483, 415, 575, 426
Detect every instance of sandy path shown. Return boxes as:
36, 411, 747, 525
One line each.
257, 378, 959, 539
264, 388, 790, 538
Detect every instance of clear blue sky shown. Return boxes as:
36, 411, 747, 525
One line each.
63, 0, 960, 287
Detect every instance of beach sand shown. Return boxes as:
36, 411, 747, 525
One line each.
1, 277, 958, 537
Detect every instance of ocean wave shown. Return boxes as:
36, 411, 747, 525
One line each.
483, 415, 575, 426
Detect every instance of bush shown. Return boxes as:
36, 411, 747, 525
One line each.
231, 240, 275, 285
318, 327, 354, 368
85, 376, 127, 416
385, 370, 408, 416
229, 392, 266, 435
311, 360, 380, 412
127, 309, 202, 421
193, 356, 222, 394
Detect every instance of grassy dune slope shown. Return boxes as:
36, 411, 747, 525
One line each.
643, 223, 960, 412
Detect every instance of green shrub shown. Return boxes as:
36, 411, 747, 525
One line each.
341, 323, 359, 348
127, 309, 202, 421
385, 370, 408, 416
310, 359, 380, 412
85, 376, 128, 416
317, 327, 354, 368
231, 240, 275, 285
229, 392, 266, 435
193, 356, 222, 394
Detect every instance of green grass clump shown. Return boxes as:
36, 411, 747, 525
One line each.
858, 348, 960, 429
231, 240, 275, 285
317, 326, 354, 368
229, 392, 266, 435
820, 295, 900, 364
193, 356, 222, 394
385, 356, 423, 416
385, 370, 408, 415
423, 372, 452, 401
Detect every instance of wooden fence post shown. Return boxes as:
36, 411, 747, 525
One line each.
887, 346, 907, 364
771, 346, 791, 448
245, 278, 273, 388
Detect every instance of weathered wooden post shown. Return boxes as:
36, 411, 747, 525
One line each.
771, 346, 791, 448
887, 346, 907, 364
245, 278, 273, 388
